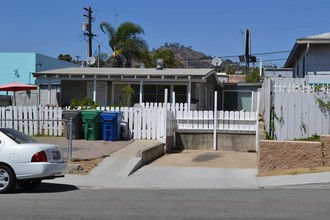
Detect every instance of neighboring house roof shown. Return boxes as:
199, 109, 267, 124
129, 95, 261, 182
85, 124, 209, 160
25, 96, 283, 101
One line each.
263, 68, 293, 78
285, 32, 330, 67
33, 67, 215, 82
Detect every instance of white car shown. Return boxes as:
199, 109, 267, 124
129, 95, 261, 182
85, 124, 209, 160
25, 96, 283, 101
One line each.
0, 128, 67, 193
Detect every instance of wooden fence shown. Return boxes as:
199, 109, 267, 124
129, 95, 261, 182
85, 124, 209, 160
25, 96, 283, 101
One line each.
272, 83, 330, 140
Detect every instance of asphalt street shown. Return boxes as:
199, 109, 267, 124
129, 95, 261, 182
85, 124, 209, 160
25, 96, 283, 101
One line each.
2, 187, 330, 219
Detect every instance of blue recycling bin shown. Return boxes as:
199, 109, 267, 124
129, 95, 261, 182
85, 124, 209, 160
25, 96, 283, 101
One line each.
100, 111, 123, 141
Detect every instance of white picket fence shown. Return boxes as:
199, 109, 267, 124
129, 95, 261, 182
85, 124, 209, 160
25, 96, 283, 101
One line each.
97, 104, 170, 141
272, 83, 330, 140
0, 103, 257, 141
0, 105, 63, 136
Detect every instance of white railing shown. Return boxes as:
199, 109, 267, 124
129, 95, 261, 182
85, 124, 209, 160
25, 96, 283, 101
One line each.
274, 83, 330, 94
176, 110, 257, 132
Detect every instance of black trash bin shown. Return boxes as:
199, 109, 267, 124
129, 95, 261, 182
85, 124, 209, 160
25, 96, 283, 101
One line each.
100, 111, 123, 141
62, 110, 83, 140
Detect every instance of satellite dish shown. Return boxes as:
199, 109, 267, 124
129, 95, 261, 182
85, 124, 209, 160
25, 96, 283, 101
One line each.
212, 57, 222, 67
86, 57, 96, 65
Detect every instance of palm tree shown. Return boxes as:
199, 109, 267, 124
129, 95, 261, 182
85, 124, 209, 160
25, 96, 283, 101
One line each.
100, 21, 148, 67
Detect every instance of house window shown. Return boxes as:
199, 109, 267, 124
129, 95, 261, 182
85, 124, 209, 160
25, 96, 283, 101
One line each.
173, 85, 187, 103
224, 91, 252, 111
113, 84, 139, 106
114, 83, 186, 105
143, 85, 170, 103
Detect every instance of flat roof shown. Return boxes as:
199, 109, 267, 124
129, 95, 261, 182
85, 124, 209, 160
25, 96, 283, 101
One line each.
33, 67, 214, 77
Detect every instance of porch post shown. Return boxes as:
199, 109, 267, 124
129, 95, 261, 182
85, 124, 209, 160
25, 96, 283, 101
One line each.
47, 80, 51, 105
139, 80, 143, 104
187, 81, 191, 110
255, 91, 260, 152
161, 88, 168, 147
213, 91, 218, 151
93, 75, 97, 102
251, 91, 254, 111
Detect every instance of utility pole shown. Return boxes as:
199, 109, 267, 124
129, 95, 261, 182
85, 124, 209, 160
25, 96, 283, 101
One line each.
83, 7, 96, 58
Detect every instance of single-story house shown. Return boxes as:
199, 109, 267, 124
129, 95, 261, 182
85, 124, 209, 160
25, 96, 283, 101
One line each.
33, 67, 220, 110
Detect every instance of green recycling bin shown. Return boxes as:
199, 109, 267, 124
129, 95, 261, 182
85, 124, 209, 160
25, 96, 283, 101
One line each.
81, 109, 102, 140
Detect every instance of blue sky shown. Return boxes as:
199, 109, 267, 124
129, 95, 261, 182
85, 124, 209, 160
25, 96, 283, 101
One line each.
2, 0, 330, 67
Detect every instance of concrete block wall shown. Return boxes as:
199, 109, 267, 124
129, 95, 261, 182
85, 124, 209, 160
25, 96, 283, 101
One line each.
217, 133, 255, 152
175, 132, 256, 152
321, 135, 330, 166
258, 135, 330, 175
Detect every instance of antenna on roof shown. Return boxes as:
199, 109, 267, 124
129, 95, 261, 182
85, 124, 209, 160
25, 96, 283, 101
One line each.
156, 59, 164, 70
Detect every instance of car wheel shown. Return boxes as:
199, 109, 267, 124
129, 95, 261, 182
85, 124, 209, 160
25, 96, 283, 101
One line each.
17, 179, 42, 190
0, 165, 16, 193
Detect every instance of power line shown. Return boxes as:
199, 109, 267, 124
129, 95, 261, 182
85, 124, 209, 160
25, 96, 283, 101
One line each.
92, 37, 112, 53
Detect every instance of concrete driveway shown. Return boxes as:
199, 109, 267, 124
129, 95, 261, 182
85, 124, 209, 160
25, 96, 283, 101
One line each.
150, 150, 257, 169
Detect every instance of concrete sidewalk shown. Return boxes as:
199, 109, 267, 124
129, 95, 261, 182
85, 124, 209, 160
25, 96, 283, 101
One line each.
48, 166, 330, 189
42, 139, 330, 189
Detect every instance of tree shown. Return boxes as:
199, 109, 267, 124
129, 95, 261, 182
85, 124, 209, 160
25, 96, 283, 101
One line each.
151, 49, 183, 68
100, 21, 148, 67
245, 68, 261, 83
225, 65, 235, 75
58, 54, 73, 62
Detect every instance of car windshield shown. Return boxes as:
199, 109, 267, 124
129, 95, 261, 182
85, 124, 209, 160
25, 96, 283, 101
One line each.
0, 128, 38, 144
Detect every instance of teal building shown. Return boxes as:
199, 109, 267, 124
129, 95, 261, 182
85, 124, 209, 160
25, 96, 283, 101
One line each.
0, 52, 79, 86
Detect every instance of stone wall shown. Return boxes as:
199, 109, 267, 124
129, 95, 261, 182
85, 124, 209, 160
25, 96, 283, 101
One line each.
258, 135, 330, 175
175, 132, 256, 152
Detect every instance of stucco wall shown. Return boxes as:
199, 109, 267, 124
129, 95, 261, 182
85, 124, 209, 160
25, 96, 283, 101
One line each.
258, 135, 330, 175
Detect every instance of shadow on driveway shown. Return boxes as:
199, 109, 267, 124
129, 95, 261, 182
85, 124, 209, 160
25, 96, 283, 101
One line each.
13, 183, 79, 194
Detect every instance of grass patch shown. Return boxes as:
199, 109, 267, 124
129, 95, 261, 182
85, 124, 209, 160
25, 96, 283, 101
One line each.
294, 134, 320, 142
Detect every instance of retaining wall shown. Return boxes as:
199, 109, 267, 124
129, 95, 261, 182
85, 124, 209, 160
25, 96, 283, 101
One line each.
258, 135, 330, 175
175, 132, 256, 152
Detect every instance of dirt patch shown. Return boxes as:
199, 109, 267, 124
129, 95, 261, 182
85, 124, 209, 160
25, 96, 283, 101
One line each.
67, 157, 105, 175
